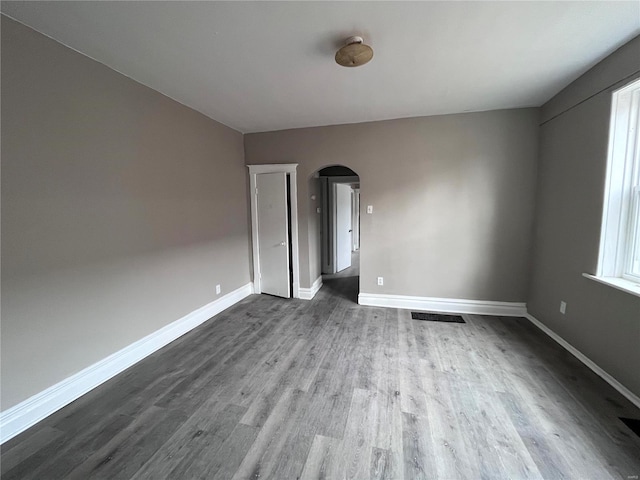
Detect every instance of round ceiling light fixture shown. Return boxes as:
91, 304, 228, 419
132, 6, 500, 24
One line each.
335, 36, 373, 67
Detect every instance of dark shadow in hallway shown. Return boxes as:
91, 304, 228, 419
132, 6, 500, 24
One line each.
322, 251, 359, 303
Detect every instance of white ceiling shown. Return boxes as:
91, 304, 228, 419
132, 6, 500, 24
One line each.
2, 1, 639, 133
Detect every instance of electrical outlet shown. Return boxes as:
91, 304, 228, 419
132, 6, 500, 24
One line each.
377, 277, 384, 286
560, 301, 566, 314
367, 205, 373, 214
216, 284, 221, 295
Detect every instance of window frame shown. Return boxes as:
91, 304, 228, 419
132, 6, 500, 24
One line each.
595, 78, 640, 288
625, 171, 640, 281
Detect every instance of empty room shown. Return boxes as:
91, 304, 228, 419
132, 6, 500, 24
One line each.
1, 1, 640, 479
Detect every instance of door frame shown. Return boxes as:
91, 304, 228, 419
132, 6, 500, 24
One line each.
247, 164, 300, 299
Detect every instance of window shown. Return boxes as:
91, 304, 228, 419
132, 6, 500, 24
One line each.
592, 77, 640, 294
629, 168, 640, 279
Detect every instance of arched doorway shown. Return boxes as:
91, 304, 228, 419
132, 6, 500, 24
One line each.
311, 165, 360, 302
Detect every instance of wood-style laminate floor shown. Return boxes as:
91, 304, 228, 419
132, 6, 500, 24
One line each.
2, 274, 640, 479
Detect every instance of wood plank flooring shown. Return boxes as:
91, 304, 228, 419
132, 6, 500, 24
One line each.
2, 274, 640, 479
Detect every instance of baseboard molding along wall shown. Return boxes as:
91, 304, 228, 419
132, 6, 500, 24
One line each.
524, 313, 640, 410
0, 282, 254, 445
299, 276, 323, 300
4, 284, 637, 444
359, 292, 640, 408
358, 292, 527, 316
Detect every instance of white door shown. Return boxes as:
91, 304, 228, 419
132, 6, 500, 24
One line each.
352, 189, 360, 251
335, 183, 352, 272
257, 172, 291, 298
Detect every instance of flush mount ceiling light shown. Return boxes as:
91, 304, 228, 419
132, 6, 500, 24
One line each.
335, 36, 373, 67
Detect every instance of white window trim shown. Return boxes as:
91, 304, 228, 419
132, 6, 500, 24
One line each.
626, 183, 640, 282
587, 78, 640, 297
583, 273, 640, 298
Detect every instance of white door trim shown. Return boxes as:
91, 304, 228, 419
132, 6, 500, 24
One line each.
248, 164, 300, 299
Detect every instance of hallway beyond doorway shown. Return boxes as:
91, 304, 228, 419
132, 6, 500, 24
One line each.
322, 251, 359, 279
321, 251, 359, 303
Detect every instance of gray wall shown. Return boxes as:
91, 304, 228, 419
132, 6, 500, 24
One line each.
245, 109, 540, 301
528, 36, 640, 398
1, 17, 251, 409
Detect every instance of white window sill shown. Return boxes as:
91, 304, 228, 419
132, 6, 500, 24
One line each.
582, 274, 640, 298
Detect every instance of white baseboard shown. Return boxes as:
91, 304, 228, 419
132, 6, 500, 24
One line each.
299, 276, 323, 300
358, 292, 527, 317
525, 313, 640, 410
0, 282, 254, 445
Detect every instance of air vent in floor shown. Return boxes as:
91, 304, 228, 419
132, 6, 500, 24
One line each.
620, 417, 640, 438
411, 312, 465, 323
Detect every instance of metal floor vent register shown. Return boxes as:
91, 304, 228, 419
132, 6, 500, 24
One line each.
620, 417, 640, 438
411, 312, 465, 323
